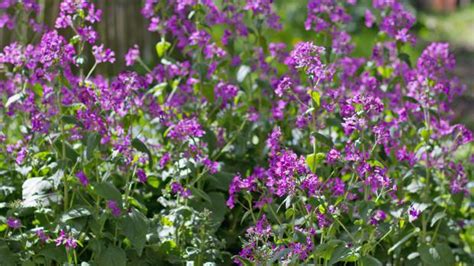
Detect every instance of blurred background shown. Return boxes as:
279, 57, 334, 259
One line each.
0, 0, 473, 129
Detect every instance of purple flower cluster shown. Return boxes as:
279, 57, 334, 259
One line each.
55, 230, 77, 250
167, 118, 205, 141
6, 217, 21, 229
107, 200, 121, 217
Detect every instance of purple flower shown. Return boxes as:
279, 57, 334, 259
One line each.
76, 171, 89, 187
271, 100, 287, 120
214, 82, 239, 104
171, 182, 191, 198
189, 30, 211, 47
55, 230, 77, 250
365, 10, 375, 27
246, 215, 271, 237
167, 118, 205, 141
160, 153, 171, 168
125, 44, 140, 66
326, 148, 340, 164
136, 168, 147, 183
16, 147, 27, 165
275, 76, 292, 97
267, 127, 282, 155
148, 17, 160, 32
77, 26, 98, 44
449, 163, 468, 195
301, 174, 321, 196
92, 44, 116, 63
328, 177, 345, 196
202, 157, 219, 174
107, 200, 121, 217
370, 210, 387, 225
288, 42, 326, 80
408, 206, 421, 222
6, 217, 21, 229
316, 211, 331, 228
36, 229, 49, 242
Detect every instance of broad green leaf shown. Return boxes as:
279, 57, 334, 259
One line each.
86, 132, 101, 160
312, 132, 333, 147
430, 212, 446, 227
54, 139, 79, 164
60, 206, 92, 223
0, 241, 18, 265
189, 187, 212, 204
399, 53, 412, 67
207, 192, 227, 224
121, 208, 148, 256
388, 228, 420, 254
96, 246, 126, 266
131, 138, 153, 168
61, 115, 84, 128
306, 153, 325, 173
359, 255, 382, 266
418, 243, 454, 266
93, 182, 122, 205
38, 244, 67, 263
328, 244, 351, 265
147, 176, 160, 188
313, 240, 344, 261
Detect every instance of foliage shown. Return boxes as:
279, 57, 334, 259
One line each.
0, 0, 472, 265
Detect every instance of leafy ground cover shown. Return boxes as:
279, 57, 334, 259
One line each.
0, 0, 473, 265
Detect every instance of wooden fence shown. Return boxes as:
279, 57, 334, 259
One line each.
0, 0, 160, 74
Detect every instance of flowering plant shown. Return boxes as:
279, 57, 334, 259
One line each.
0, 0, 472, 265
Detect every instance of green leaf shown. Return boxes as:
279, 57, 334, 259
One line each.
86, 132, 101, 160
0, 224, 7, 232
96, 246, 126, 266
388, 228, 420, 254
402, 96, 420, 105
312, 132, 333, 147
61, 115, 84, 128
131, 138, 153, 168
418, 243, 455, 266
93, 182, 122, 205
430, 212, 446, 227
53, 139, 79, 164
313, 240, 344, 261
60, 206, 92, 223
376, 66, 393, 79
207, 192, 227, 224
155, 39, 171, 58
309, 90, 321, 106
306, 153, 325, 173
147, 176, 160, 188
417, 244, 441, 265
359, 255, 382, 266
189, 187, 212, 204
38, 244, 67, 263
368, 160, 384, 168
121, 208, 148, 256
0, 241, 18, 265
399, 53, 412, 67
328, 245, 352, 265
